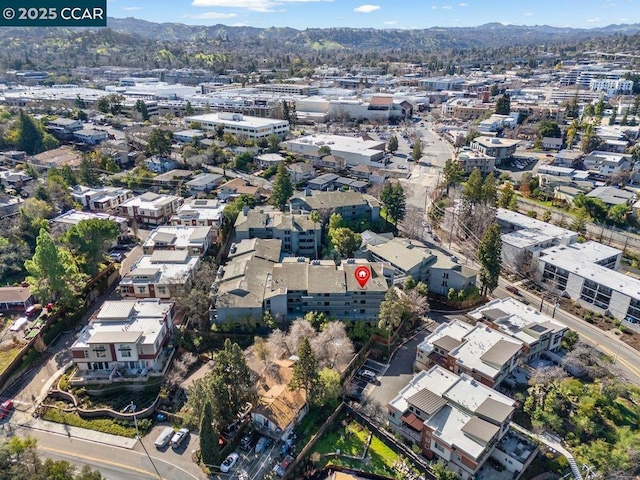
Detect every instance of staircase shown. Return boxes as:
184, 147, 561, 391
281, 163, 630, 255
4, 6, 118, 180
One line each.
567, 456, 583, 480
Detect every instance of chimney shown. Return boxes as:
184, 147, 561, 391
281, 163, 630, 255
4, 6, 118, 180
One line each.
242, 206, 250, 216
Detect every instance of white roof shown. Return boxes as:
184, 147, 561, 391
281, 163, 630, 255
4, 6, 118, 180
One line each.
185, 113, 288, 128
144, 225, 211, 252
417, 320, 472, 352
284, 133, 385, 156
123, 254, 199, 286
120, 192, 180, 211
52, 210, 128, 227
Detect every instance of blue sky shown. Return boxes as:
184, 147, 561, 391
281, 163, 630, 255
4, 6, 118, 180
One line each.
107, 0, 640, 29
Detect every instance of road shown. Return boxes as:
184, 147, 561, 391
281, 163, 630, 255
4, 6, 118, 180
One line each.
17, 426, 205, 480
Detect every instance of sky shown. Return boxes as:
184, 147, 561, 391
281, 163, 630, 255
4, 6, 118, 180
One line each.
107, 0, 640, 30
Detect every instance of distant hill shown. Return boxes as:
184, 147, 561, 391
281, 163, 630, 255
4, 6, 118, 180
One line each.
104, 17, 640, 50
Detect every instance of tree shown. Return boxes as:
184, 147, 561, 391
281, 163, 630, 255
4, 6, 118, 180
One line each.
199, 401, 219, 466
403, 276, 416, 290
77, 157, 101, 187
495, 93, 511, 115
309, 210, 321, 259
315, 367, 341, 407
542, 210, 552, 223
328, 212, 344, 230
18, 198, 54, 246
146, 129, 172, 157
481, 173, 498, 207
477, 223, 502, 296
25, 229, 83, 304
380, 182, 407, 225
60, 165, 77, 186
270, 162, 293, 210
289, 338, 319, 395
442, 158, 464, 194
267, 134, 281, 153
10, 110, 57, 155
570, 208, 589, 235
96, 94, 124, 115
387, 135, 398, 153
329, 227, 361, 257
463, 167, 484, 204
498, 183, 517, 209
431, 461, 459, 480
416, 281, 428, 297
318, 145, 331, 156
185, 100, 194, 116
411, 138, 423, 162
303, 311, 328, 330
607, 203, 631, 226
537, 120, 561, 138
61, 219, 120, 275
134, 99, 149, 121
378, 288, 404, 334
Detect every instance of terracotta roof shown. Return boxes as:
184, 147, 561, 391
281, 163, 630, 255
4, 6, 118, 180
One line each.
369, 96, 394, 107
401, 411, 425, 432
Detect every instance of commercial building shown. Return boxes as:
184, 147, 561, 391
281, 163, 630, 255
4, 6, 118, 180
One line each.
70, 299, 175, 383
118, 192, 182, 226
414, 320, 523, 388
119, 250, 200, 300
456, 150, 496, 175
387, 366, 531, 480
470, 137, 519, 166
184, 112, 289, 139
234, 207, 321, 257
142, 225, 213, 257
468, 297, 568, 361
281, 134, 385, 167
71, 185, 134, 212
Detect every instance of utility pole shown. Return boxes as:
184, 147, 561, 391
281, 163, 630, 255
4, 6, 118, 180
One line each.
129, 401, 162, 480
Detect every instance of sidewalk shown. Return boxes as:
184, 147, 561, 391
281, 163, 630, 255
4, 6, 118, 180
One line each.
17, 417, 138, 449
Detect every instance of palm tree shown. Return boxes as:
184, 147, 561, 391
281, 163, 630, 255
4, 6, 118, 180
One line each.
309, 210, 322, 259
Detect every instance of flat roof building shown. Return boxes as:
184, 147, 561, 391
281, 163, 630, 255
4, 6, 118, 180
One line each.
282, 134, 385, 167
184, 112, 289, 139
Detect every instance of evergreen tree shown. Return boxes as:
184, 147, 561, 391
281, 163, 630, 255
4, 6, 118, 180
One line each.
61, 219, 120, 275
199, 401, 219, 467
77, 157, 100, 187
442, 158, 464, 194
481, 173, 498, 207
378, 288, 404, 333
146, 129, 172, 157
411, 138, 423, 162
380, 182, 407, 224
329, 227, 361, 257
498, 183, 517, 209
477, 223, 502, 296
387, 135, 398, 153
463, 168, 484, 204
185, 100, 194, 116
16, 111, 45, 155
135, 100, 149, 121
270, 162, 293, 210
60, 165, 77, 186
289, 338, 319, 395
495, 94, 511, 115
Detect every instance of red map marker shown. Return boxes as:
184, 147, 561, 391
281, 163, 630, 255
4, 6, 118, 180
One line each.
354, 266, 371, 288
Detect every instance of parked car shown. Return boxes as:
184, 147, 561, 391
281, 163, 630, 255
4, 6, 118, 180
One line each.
358, 369, 377, 383
154, 427, 175, 449
109, 251, 125, 262
240, 430, 257, 450
255, 436, 272, 453
222, 421, 240, 439
274, 455, 294, 477
220, 453, 239, 473
505, 285, 523, 296
170, 428, 189, 449
0, 400, 14, 419
25, 304, 42, 318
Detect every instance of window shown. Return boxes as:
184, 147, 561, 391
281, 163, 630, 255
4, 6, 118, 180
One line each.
441, 280, 448, 287
93, 346, 107, 358
434, 442, 444, 452
138, 287, 146, 293
83, 350, 89, 358
119, 345, 132, 358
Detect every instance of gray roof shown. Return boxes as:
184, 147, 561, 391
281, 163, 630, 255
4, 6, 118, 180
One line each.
95, 301, 136, 321
586, 186, 634, 206
153, 232, 177, 244
150, 250, 190, 264
480, 339, 522, 367
433, 335, 463, 352
461, 416, 500, 444
475, 397, 514, 424
406, 389, 447, 416
295, 191, 370, 210
481, 308, 509, 322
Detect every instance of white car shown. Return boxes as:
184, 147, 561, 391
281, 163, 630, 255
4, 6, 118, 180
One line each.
220, 453, 239, 473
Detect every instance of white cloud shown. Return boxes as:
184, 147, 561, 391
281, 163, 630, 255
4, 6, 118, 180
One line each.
458, 2, 468, 6
383, 20, 397, 25
523, 12, 533, 16
122, 6, 142, 10
431, 5, 437, 9
586, 17, 601, 23
191, 0, 330, 13
619, 17, 629, 22
441, 5, 452, 9
184, 11, 237, 18
354, 4, 380, 13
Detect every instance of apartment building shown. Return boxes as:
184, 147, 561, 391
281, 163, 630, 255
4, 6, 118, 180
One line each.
118, 192, 182, 226
71, 185, 134, 212
456, 150, 496, 175
582, 150, 632, 180
387, 366, 526, 480
282, 134, 385, 167
414, 320, 523, 388
234, 207, 321, 257
142, 225, 213, 257
468, 297, 568, 361
169, 199, 224, 242
291, 190, 381, 222
119, 250, 200, 299
70, 299, 175, 381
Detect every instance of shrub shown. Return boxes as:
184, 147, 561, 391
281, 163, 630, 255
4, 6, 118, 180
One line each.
42, 409, 152, 437
526, 210, 538, 219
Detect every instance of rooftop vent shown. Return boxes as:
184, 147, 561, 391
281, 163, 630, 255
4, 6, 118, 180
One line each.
346, 258, 356, 264
297, 257, 306, 263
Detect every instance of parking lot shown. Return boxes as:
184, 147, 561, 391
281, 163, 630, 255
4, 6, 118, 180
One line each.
345, 359, 388, 403
219, 435, 281, 480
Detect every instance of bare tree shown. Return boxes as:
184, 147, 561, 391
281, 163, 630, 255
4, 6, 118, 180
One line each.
267, 329, 291, 359
286, 318, 316, 354
529, 365, 568, 387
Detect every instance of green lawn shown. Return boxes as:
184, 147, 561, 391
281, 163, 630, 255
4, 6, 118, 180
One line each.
311, 421, 399, 478
0, 347, 23, 375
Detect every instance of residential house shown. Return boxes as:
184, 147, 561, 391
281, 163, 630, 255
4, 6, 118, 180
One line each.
69, 299, 175, 382
307, 173, 339, 191
583, 151, 631, 180
145, 156, 178, 174
50, 210, 129, 234
170, 199, 224, 242
286, 163, 316, 183
414, 320, 523, 387
173, 129, 205, 143
152, 169, 193, 190
585, 186, 635, 207
0, 170, 32, 189
0, 286, 35, 311
387, 366, 525, 480
119, 250, 200, 299
456, 150, 495, 175
541, 137, 563, 150
553, 150, 583, 168
73, 128, 108, 145
47, 117, 83, 133
185, 173, 223, 195
71, 185, 134, 212
251, 358, 308, 441
468, 297, 568, 361
217, 178, 261, 201
234, 207, 321, 257
32, 146, 83, 169
255, 153, 285, 168
291, 191, 381, 222
142, 225, 212, 257
334, 177, 369, 192
118, 192, 182, 226
313, 154, 346, 172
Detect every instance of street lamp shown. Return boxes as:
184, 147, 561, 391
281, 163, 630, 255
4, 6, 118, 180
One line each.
129, 401, 163, 480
